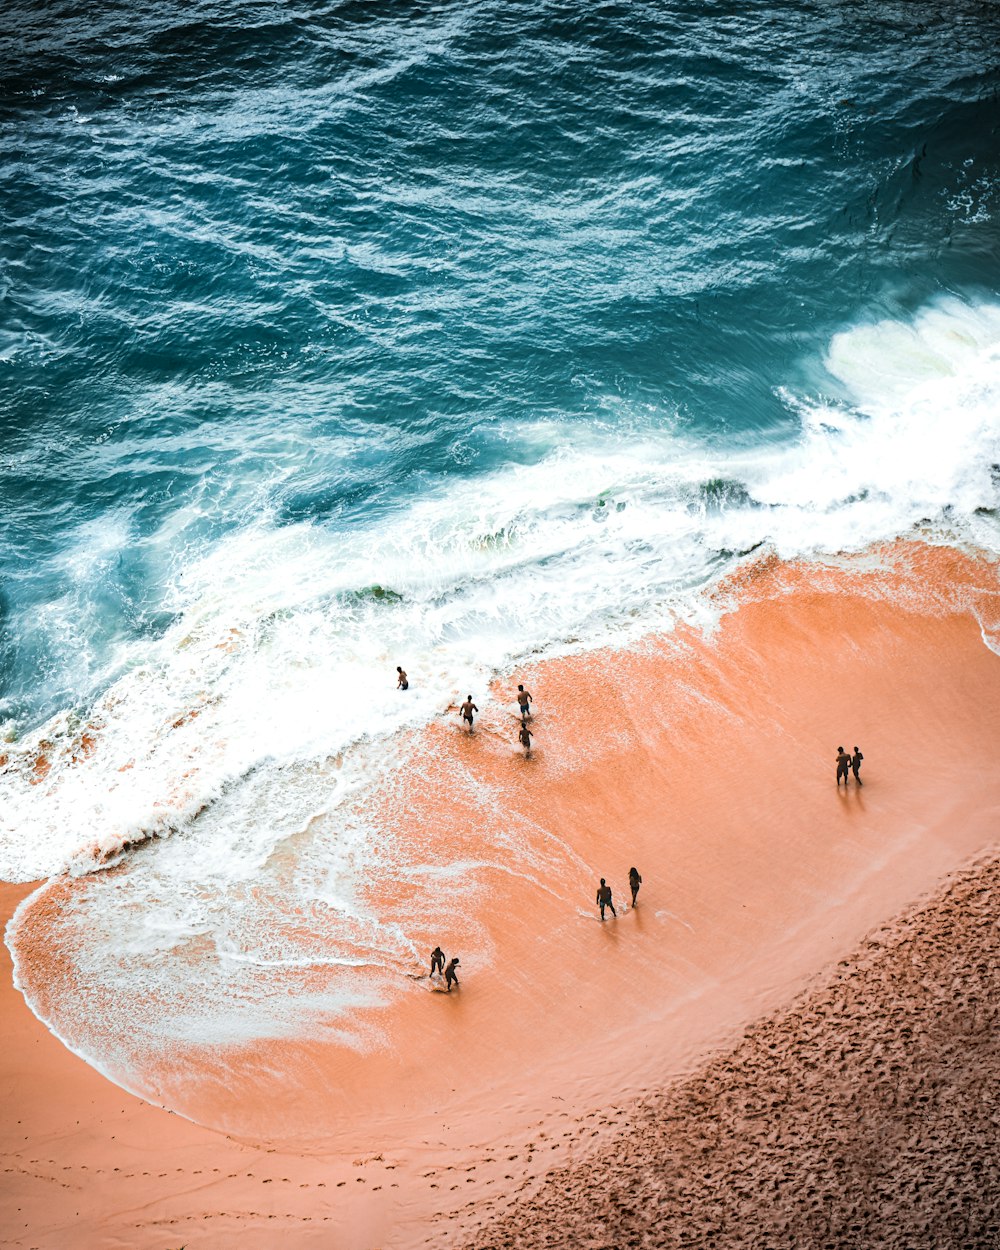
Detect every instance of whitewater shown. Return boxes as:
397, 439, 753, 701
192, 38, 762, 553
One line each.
2, 295, 1000, 881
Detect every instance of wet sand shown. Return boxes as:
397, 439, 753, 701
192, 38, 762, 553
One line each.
3, 540, 1000, 1248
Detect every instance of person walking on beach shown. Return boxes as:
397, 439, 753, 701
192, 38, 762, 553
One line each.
628, 866, 642, 907
460, 695, 478, 732
444, 956, 460, 991
596, 878, 616, 921
516, 684, 533, 720
396, 666, 408, 690
518, 721, 533, 756
852, 746, 864, 786
836, 746, 851, 786
430, 946, 445, 977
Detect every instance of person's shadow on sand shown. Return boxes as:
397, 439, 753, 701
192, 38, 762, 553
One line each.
838, 785, 867, 813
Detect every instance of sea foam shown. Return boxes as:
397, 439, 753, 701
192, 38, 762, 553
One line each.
1, 296, 999, 883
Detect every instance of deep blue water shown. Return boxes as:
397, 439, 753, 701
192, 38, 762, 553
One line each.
2, 0, 1000, 797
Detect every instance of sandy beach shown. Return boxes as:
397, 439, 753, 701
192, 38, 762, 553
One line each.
3, 540, 1000, 1248
462, 849, 1000, 1250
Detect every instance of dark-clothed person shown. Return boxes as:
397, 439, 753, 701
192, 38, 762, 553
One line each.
596, 878, 616, 920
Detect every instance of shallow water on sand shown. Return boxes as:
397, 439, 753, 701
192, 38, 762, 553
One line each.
2, 0, 1000, 1113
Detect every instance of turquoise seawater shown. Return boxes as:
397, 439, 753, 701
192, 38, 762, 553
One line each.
4, 0, 1000, 739
3, 0, 1000, 1109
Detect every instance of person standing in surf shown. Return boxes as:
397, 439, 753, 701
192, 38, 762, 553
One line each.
516, 683, 533, 720
852, 746, 864, 786
628, 866, 642, 906
836, 746, 851, 786
460, 695, 478, 732
396, 666, 408, 690
445, 957, 460, 991
430, 946, 445, 977
518, 721, 533, 756
596, 878, 616, 920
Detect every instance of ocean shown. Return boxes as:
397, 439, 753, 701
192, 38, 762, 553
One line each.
2, 0, 999, 1119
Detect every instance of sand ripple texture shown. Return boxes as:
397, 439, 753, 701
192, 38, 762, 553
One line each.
460, 851, 1000, 1250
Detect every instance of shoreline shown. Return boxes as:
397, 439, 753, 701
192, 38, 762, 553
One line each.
3, 539, 1000, 1247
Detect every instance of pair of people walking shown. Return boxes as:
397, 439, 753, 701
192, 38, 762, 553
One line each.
596, 868, 642, 920
836, 746, 863, 786
430, 946, 460, 991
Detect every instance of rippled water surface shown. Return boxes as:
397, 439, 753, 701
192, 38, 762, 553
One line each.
4, 0, 999, 723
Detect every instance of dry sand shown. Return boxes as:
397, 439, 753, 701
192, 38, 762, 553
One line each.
3, 540, 1000, 1248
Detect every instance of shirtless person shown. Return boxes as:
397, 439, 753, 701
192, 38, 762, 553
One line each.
516, 683, 533, 720
396, 666, 408, 690
430, 946, 445, 977
836, 746, 851, 786
596, 877, 616, 920
518, 721, 533, 756
460, 695, 478, 732
852, 746, 864, 786
445, 956, 460, 991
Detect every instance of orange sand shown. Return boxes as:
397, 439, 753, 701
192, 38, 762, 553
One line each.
463, 849, 1000, 1250
3, 539, 1000, 1248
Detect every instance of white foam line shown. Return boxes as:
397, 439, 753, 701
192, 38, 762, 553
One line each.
5, 889, 175, 1115
218, 950, 394, 972
655, 909, 696, 932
